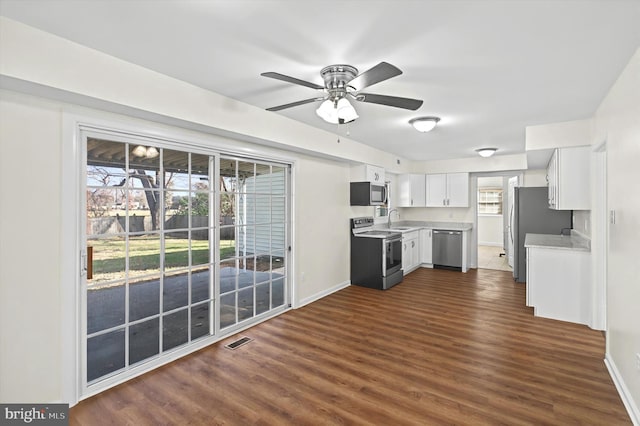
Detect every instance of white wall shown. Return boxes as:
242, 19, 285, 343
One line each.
525, 118, 593, 151
477, 215, 503, 246
0, 92, 63, 402
523, 169, 548, 187
594, 47, 640, 422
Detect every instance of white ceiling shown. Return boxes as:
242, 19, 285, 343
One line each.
2, 0, 639, 161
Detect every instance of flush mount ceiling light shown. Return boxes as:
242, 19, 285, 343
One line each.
409, 116, 440, 132
476, 148, 498, 158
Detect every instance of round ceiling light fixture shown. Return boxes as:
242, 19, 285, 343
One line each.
409, 116, 440, 132
476, 148, 498, 158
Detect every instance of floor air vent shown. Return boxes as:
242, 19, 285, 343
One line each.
225, 336, 253, 350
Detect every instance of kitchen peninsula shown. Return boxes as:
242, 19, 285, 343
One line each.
525, 233, 591, 325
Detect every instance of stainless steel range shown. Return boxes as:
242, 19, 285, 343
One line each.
350, 217, 403, 290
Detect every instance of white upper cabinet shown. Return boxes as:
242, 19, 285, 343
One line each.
397, 174, 426, 207
546, 146, 590, 210
365, 164, 385, 184
426, 173, 469, 207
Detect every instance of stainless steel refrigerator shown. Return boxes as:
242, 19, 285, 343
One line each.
511, 187, 572, 282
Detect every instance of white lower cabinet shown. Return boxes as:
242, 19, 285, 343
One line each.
419, 228, 433, 265
526, 246, 590, 325
402, 230, 420, 273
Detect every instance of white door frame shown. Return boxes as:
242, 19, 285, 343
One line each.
592, 143, 607, 331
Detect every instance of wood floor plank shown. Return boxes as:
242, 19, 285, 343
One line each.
70, 268, 631, 425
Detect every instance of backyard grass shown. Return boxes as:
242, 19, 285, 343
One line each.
89, 236, 236, 282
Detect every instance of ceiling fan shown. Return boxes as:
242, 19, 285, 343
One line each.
261, 62, 423, 124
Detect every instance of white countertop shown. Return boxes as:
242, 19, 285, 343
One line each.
524, 233, 591, 252
378, 221, 473, 233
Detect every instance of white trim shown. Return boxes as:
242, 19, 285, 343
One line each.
61, 113, 82, 406
296, 281, 351, 309
605, 354, 640, 425
591, 146, 607, 331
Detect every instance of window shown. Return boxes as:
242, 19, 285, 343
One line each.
478, 188, 503, 215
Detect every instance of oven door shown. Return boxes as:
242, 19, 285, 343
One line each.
383, 236, 402, 277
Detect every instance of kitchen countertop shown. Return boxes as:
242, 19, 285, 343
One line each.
377, 221, 473, 232
524, 233, 591, 252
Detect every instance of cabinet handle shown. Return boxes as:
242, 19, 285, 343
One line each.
411, 241, 415, 248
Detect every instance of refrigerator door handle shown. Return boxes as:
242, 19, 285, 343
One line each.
509, 204, 514, 244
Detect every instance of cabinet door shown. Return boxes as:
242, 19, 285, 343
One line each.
426, 174, 447, 207
397, 174, 425, 207
397, 174, 412, 207
547, 150, 558, 209
447, 173, 469, 207
409, 238, 419, 269
420, 229, 432, 264
402, 238, 410, 270
366, 165, 385, 184
409, 174, 426, 207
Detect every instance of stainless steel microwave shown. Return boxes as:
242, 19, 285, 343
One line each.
350, 182, 387, 206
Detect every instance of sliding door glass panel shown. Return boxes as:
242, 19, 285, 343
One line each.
191, 302, 210, 340
87, 329, 125, 383
218, 158, 289, 330
129, 277, 160, 322
85, 136, 216, 386
129, 318, 159, 365
255, 283, 270, 315
162, 309, 188, 351
191, 268, 211, 303
220, 293, 236, 328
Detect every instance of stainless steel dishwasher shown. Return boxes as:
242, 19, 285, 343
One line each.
433, 230, 462, 270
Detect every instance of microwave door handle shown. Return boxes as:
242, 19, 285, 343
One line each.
382, 185, 388, 204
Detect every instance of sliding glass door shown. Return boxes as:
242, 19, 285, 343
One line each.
83, 130, 289, 389
218, 158, 288, 330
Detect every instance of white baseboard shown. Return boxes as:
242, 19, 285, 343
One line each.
605, 353, 640, 425
296, 280, 350, 309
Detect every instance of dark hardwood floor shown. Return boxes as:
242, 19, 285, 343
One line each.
71, 268, 630, 425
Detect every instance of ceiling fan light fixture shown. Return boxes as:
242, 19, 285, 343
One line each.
315, 99, 338, 123
409, 116, 440, 132
476, 148, 498, 157
336, 98, 359, 122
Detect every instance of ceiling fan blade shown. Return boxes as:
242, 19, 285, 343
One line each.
348, 62, 402, 91
355, 93, 424, 110
266, 97, 324, 111
261, 72, 324, 90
